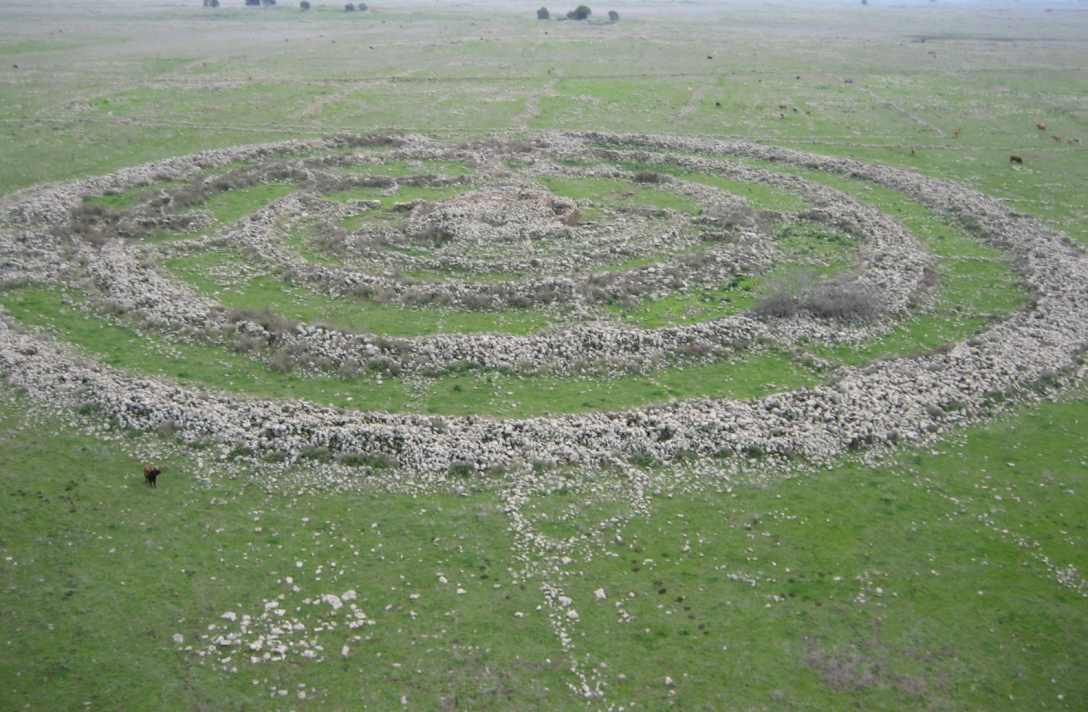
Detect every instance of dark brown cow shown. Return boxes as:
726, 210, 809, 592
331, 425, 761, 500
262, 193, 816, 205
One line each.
143, 465, 162, 488
1036, 123, 1047, 131
1009, 155, 1023, 164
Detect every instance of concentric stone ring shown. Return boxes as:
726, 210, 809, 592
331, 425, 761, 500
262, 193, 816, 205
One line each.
1, 132, 1084, 480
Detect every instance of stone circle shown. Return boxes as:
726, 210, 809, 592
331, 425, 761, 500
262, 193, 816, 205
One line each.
1, 131, 1085, 482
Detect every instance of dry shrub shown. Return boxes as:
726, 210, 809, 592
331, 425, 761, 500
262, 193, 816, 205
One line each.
632, 170, 662, 184
752, 268, 883, 323
225, 306, 289, 332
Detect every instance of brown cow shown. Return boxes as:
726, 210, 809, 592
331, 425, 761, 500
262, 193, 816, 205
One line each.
910, 147, 916, 156
1037, 123, 1047, 131
143, 464, 162, 488
1009, 155, 1023, 164
954, 127, 961, 138
1052, 135, 1064, 142
778, 103, 788, 110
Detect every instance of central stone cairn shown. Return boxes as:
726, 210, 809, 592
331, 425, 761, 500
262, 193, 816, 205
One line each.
404, 186, 581, 246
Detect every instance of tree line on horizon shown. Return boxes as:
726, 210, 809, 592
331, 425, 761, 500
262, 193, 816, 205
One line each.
537, 7, 619, 22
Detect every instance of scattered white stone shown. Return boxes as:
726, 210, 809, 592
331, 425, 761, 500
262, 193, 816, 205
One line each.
594, 588, 607, 601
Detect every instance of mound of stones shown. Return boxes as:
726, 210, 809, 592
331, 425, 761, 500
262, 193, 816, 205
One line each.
1, 132, 1085, 479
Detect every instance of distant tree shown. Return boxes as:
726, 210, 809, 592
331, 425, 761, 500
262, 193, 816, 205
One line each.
261, 0, 276, 5
608, 9, 618, 21
300, 0, 310, 8
537, 6, 550, 19
567, 5, 591, 20
345, 2, 355, 9
203, 0, 219, 6
357, 2, 367, 9
861, 0, 868, 4
245, 0, 260, 5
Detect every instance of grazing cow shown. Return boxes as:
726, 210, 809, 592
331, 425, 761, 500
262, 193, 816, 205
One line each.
143, 465, 162, 488
1009, 155, 1023, 164
1037, 123, 1047, 131
778, 103, 788, 110
954, 127, 960, 138
1052, 135, 1063, 142
910, 147, 916, 156
715, 101, 721, 108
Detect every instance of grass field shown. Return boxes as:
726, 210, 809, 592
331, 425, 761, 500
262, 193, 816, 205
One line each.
0, 1, 1085, 710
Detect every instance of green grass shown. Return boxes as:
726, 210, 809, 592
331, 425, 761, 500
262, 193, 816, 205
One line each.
775, 223, 858, 265
0, 285, 815, 417
82, 180, 181, 211
200, 182, 297, 225
607, 278, 760, 329
530, 77, 695, 133
415, 352, 818, 419
0, 387, 1083, 711
164, 252, 553, 337
612, 161, 810, 212
561, 395, 1088, 709
0, 285, 411, 412
339, 159, 472, 177
538, 176, 702, 214
0, 399, 571, 711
